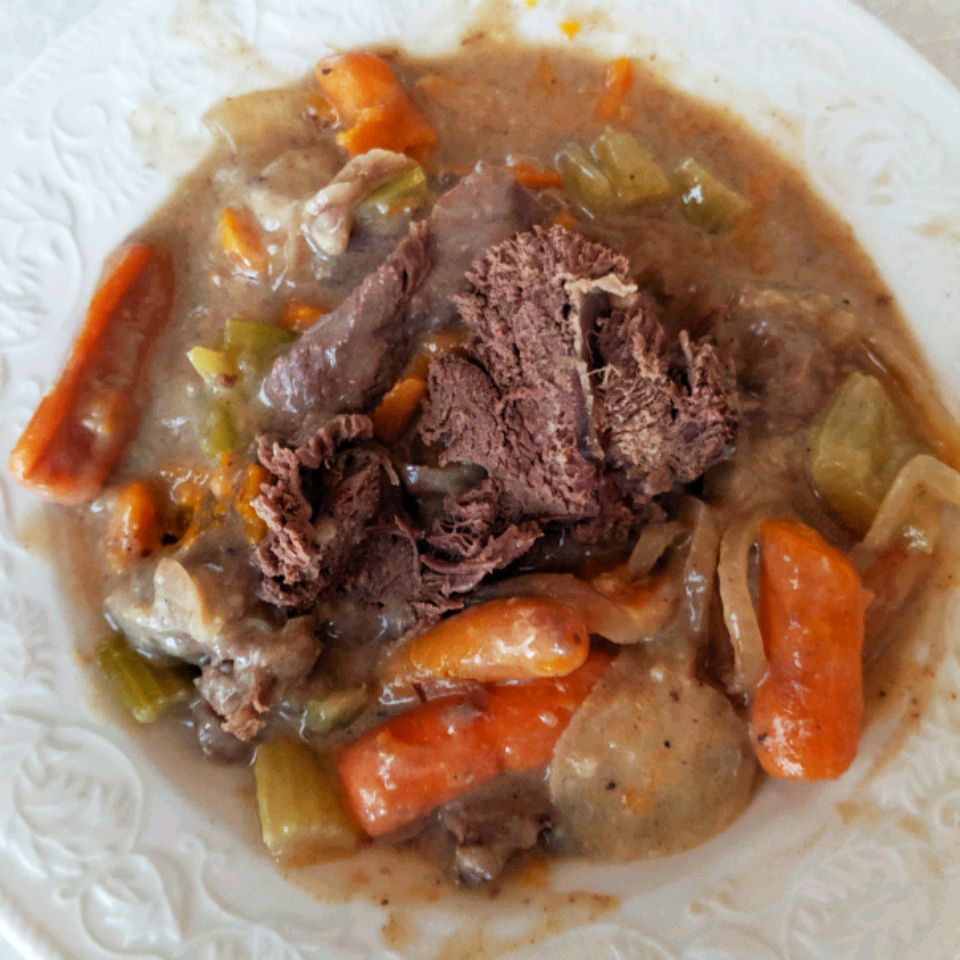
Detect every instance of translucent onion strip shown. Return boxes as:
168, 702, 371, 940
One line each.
716, 509, 769, 696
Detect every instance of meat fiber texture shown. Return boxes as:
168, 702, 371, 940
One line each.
253, 418, 536, 618
263, 164, 540, 431
419, 224, 738, 537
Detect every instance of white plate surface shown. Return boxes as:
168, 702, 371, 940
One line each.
0, 1, 959, 958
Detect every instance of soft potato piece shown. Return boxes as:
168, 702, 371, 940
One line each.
549, 646, 758, 859
204, 86, 325, 157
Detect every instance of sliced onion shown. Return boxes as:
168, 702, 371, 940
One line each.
716, 509, 770, 696
486, 498, 718, 647
625, 521, 685, 578
853, 454, 960, 564
483, 573, 649, 644
673, 498, 720, 640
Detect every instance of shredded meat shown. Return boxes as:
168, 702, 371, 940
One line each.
420, 226, 637, 521
253, 414, 396, 609
419, 480, 542, 613
595, 294, 739, 496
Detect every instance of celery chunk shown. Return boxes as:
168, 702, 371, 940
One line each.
593, 128, 671, 204
674, 158, 749, 232
303, 687, 368, 735
255, 738, 362, 862
200, 401, 238, 458
187, 346, 238, 386
557, 145, 618, 215
98, 635, 194, 723
224, 317, 296, 357
810, 372, 924, 533
357, 165, 432, 230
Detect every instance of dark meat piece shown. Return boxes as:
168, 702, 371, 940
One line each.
419, 479, 541, 609
197, 616, 320, 740
409, 162, 542, 326
715, 287, 857, 433
344, 518, 424, 630
263, 165, 540, 426
105, 531, 321, 741
342, 483, 539, 625
594, 293, 739, 496
263, 221, 432, 424
191, 699, 253, 764
253, 414, 397, 610
420, 226, 636, 522
438, 772, 553, 885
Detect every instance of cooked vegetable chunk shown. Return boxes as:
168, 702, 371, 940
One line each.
593, 127, 670, 204
674, 158, 749, 232
107, 481, 164, 571
98, 634, 195, 723
557, 144, 618, 214
550, 646, 757, 858
219, 206, 268, 276
9, 244, 174, 503
337, 650, 612, 836
750, 519, 869, 780
370, 375, 427, 443
316, 52, 437, 158
303, 687, 369, 735
255, 738, 361, 862
406, 597, 590, 682
810, 372, 923, 534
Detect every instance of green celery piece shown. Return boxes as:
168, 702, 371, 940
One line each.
593, 128, 671, 204
357, 165, 433, 231
810, 372, 924, 534
225, 317, 297, 357
201, 401, 238, 458
303, 687, 368, 735
98, 635, 194, 724
187, 346, 239, 385
674, 158, 749, 232
557, 144, 618, 215
255, 738, 361, 862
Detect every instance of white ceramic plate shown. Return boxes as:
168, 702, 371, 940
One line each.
1, 1, 959, 957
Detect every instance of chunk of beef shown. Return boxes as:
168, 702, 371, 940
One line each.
594, 293, 739, 496
343, 518, 424, 629
197, 616, 318, 740
263, 222, 432, 423
253, 414, 398, 610
191, 699, 253, 764
438, 772, 553, 885
409, 162, 542, 326
342, 482, 539, 626
419, 226, 636, 522
263, 164, 540, 425
715, 287, 857, 433
419, 479, 541, 607
105, 531, 320, 741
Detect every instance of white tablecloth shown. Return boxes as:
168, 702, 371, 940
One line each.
0, 1, 956, 957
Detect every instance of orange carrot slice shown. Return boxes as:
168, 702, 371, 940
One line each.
750, 519, 870, 780
510, 161, 564, 190
9, 244, 175, 503
370, 376, 427, 443
316, 52, 437, 159
597, 57, 634, 122
219, 206, 268, 276
337, 650, 612, 836
407, 597, 590, 682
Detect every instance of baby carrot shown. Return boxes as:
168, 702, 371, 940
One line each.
750, 519, 870, 780
316, 52, 437, 159
9, 243, 175, 503
337, 650, 612, 836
